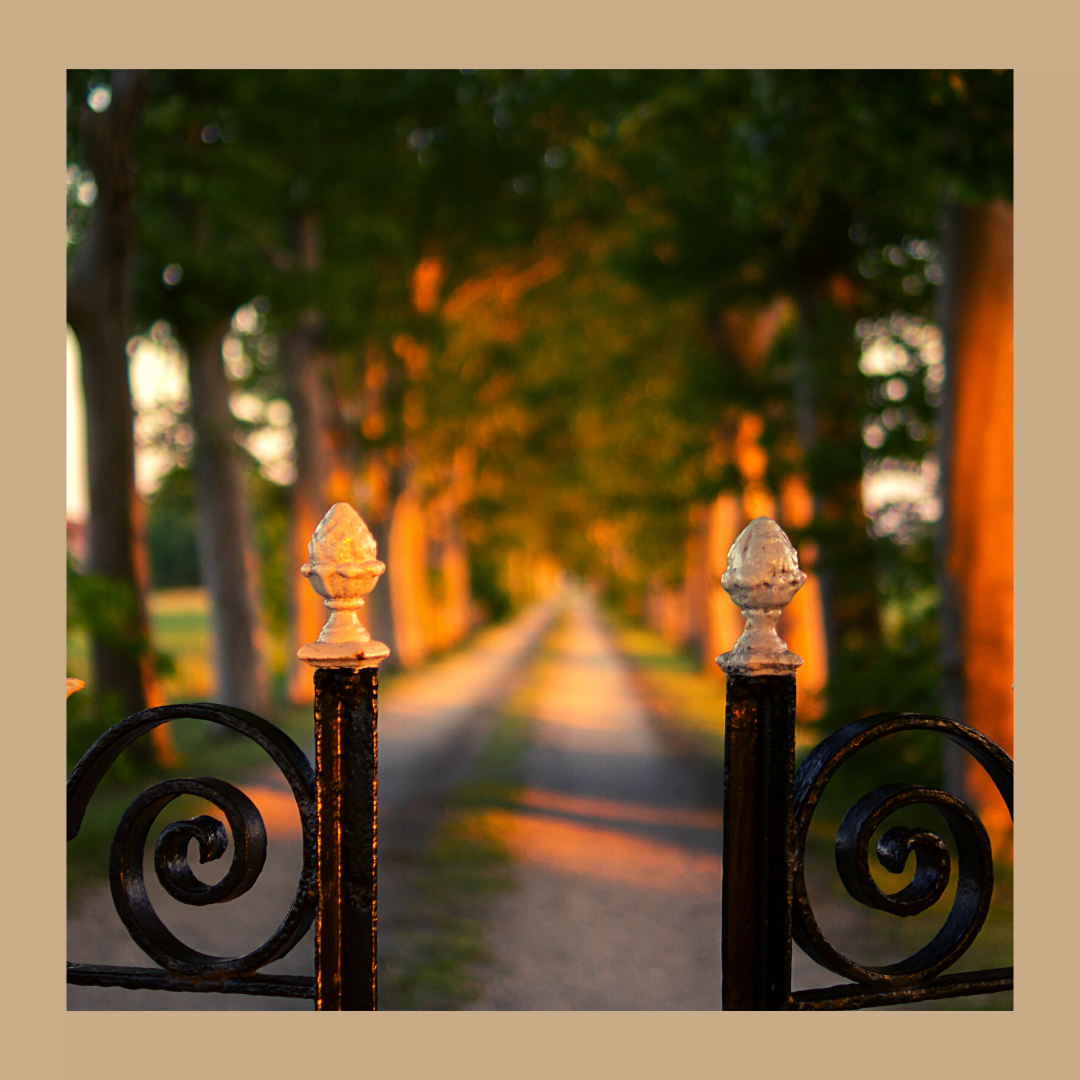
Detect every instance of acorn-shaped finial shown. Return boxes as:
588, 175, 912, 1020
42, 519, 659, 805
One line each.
716, 517, 806, 676
297, 503, 390, 668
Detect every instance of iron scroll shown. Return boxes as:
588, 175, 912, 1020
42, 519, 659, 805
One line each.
67, 704, 318, 985
790, 712, 1013, 989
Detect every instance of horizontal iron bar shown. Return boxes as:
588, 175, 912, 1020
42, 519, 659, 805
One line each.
67, 963, 316, 999
789, 966, 1013, 1010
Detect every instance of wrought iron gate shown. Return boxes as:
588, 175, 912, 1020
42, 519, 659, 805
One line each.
716, 518, 1012, 1009
67, 509, 1012, 1010
68, 503, 386, 1009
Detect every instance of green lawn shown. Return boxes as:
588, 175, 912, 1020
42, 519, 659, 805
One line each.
67, 587, 309, 894
379, 616, 565, 1009
67, 586, 215, 702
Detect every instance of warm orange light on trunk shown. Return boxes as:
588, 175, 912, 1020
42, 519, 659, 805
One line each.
706, 494, 747, 671
388, 479, 431, 668
943, 199, 1013, 854
778, 475, 828, 721
287, 498, 325, 704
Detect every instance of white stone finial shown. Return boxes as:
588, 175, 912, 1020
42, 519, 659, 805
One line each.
297, 503, 391, 668
716, 517, 806, 676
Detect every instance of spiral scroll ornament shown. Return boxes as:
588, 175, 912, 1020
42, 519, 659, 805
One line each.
67, 703, 318, 978
790, 713, 1013, 987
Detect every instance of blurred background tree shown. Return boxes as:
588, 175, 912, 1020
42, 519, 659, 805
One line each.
66, 69, 1012, 839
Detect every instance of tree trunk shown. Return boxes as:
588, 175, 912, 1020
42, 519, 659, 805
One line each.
423, 486, 473, 652
388, 465, 430, 669
937, 200, 1013, 854
362, 499, 400, 662
187, 325, 269, 716
66, 70, 172, 757
777, 475, 828, 721
281, 317, 353, 703
705, 493, 747, 667
711, 300, 829, 716
790, 292, 881, 696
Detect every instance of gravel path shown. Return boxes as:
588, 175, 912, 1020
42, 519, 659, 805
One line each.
468, 591, 727, 1010
66, 599, 558, 1010
67, 589, 1005, 1010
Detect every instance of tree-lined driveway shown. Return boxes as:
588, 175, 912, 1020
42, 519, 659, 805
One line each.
67, 599, 558, 1010
468, 591, 725, 1010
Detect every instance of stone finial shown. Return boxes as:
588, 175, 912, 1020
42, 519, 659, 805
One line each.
716, 517, 806, 676
297, 503, 391, 668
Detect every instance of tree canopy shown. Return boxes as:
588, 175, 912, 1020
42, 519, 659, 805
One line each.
67, 68, 1013, 727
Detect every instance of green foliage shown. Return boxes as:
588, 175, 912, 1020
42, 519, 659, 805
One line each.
466, 545, 513, 623
66, 559, 174, 775
67, 560, 154, 668
247, 467, 291, 642
146, 467, 200, 588
64, 70, 1012, 726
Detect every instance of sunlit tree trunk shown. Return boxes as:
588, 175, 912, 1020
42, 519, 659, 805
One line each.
388, 467, 430, 668
790, 288, 881, 690
707, 300, 829, 716
683, 503, 711, 659
359, 455, 404, 664
444, 446, 476, 641
705, 493, 746, 666
778, 475, 828, 720
66, 70, 173, 761
424, 488, 473, 652
281, 316, 356, 702
938, 199, 1013, 854
187, 325, 269, 716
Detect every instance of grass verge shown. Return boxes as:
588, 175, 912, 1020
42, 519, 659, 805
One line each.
607, 617, 728, 761
65, 588, 500, 897
378, 616, 562, 1010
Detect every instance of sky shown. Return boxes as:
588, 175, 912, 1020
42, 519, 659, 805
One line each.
67, 321, 295, 523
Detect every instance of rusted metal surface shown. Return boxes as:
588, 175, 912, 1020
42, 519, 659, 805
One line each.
65, 682, 383, 1008
67, 503, 390, 1009
298, 503, 387, 1009
721, 674, 795, 1010
718, 516, 1013, 1010
66, 963, 316, 999
313, 666, 379, 1010
790, 712, 1012, 990
790, 967, 1013, 1010
66, 703, 318, 995
721, 694, 1014, 1010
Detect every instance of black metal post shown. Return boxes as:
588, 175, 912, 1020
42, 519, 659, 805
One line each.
721, 673, 796, 1010
314, 666, 378, 1010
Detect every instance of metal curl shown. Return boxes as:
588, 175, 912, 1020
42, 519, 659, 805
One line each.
135, 779, 266, 908
790, 713, 1012, 988
155, 814, 231, 903
68, 703, 317, 977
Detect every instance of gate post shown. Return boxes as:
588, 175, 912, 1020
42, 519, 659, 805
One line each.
717, 518, 806, 1010
297, 503, 391, 1010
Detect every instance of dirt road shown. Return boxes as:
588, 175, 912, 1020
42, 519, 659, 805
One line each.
66, 599, 558, 1010
468, 592, 726, 1010
69, 588, 991, 1010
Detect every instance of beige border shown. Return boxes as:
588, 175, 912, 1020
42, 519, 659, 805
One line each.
2, 2, 1074, 1076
